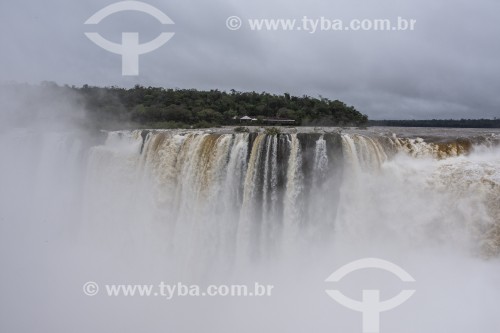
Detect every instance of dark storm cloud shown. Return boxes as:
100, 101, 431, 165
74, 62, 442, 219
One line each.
0, 0, 499, 119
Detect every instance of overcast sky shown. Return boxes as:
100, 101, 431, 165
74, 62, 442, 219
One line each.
1, 0, 499, 119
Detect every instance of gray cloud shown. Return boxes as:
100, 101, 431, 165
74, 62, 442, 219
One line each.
1, 0, 499, 119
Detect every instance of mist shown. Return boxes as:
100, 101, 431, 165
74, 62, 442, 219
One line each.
1, 0, 500, 329
0, 85, 499, 332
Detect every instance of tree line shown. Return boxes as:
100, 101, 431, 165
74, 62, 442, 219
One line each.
7, 82, 496, 130
368, 119, 500, 128
77, 84, 368, 128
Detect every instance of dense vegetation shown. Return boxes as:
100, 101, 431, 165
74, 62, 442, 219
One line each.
369, 119, 500, 129
5, 82, 498, 129
76, 84, 368, 128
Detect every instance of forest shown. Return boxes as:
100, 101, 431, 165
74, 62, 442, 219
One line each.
76, 84, 368, 128
0, 82, 367, 129
4, 82, 498, 129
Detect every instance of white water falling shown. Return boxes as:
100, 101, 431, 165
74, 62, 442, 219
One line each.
282, 134, 304, 248
238, 134, 266, 260
313, 135, 329, 177
3, 125, 500, 333
260, 135, 279, 255
79, 129, 500, 263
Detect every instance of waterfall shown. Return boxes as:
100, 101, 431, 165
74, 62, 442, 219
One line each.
78, 129, 500, 265
282, 134, 304, 247
2, 126, 500, 333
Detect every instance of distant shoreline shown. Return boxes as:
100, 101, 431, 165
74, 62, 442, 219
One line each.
368, 119, 500, 128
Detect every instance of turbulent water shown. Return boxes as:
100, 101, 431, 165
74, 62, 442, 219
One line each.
83, 128, 500, 264
2, 126, 500, 333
